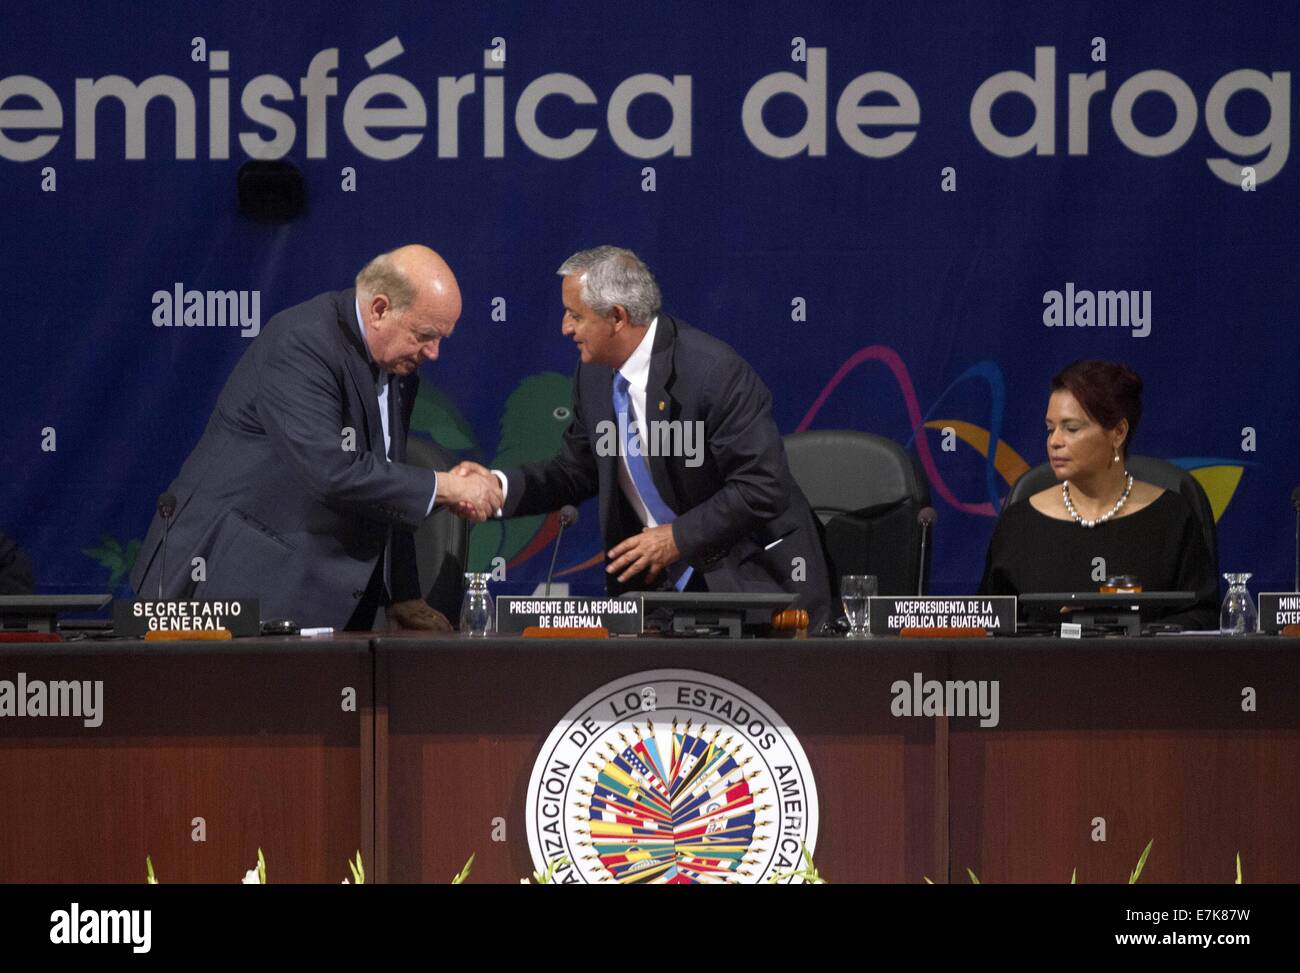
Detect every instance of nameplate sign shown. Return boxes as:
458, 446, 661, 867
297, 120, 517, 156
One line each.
868, 596, 1017, 635
496, 596, 643, 635
1258, 593, 1300, 634
113, 600, 260, 637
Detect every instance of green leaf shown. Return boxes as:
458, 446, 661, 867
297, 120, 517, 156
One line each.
923, 876, 934, 884
452, 853, 474, 885
966, 868, 980, 884
257, 847, 267, 884
767, 847, 825, 885
1128, 839, 1153, 885
146, 855, 157, 885
1235, 852, 1242, 885
531, 855, 569, 884
1070, 868, 1077, 885
348, 851, 364, 885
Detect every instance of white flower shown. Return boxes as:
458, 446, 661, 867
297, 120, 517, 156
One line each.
242, 867, 261, 884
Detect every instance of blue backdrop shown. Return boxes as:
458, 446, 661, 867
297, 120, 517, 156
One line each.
2, 0, 1295, 601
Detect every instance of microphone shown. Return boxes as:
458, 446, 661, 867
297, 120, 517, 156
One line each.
157, 492, 177, 601
545, 505, 579, 598
1291, 486, 1300, 592
916, 506, 937, 596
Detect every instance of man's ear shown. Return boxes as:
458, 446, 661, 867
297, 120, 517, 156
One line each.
609, 304, 632, 332
370, 294, 391, 322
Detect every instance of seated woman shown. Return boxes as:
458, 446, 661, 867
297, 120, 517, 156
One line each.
980, 360, 1218, 629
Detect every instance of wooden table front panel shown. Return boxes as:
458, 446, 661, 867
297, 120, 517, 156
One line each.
375, 638, 944, 884
947, 642, 1300, 883
0, 640, 371, 884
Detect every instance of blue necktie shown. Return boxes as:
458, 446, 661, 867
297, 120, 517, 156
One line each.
612, 372, 692, 590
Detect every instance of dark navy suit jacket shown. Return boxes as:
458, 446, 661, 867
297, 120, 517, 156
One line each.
130, 289, 433, 627
503, 314, 832, 626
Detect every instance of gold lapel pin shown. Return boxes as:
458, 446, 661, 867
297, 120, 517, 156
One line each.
658, 400, 666, 411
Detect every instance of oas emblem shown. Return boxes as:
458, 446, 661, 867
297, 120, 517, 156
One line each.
526, 670, 818, 884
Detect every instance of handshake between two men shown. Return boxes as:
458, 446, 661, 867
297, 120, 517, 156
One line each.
406, 245, 830, 628
127, 243, 830, 635
439, 461, 504, 523
442, 462, 684, 586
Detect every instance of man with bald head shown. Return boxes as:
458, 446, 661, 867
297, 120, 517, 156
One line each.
131, 245, 501, 631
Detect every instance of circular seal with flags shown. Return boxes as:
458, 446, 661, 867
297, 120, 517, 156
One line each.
526, 669, 819, 884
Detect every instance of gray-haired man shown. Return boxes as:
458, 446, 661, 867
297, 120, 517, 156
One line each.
454, 246, 831, 625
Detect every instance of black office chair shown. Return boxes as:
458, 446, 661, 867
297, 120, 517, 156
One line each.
405, 436, 472, 623
1003, 454, 1219, 572
783, 430, 933, 597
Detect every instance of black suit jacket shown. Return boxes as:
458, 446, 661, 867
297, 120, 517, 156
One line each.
129, 289, 432, 627
503, 314, 831, 626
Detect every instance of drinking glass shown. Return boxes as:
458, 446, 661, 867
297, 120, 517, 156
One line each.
460, 572, 495, 637
1219, 573, 1258, 635
840, 575, 878, 637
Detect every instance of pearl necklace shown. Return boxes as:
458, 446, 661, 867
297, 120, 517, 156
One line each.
1062, 471, 1133, 528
